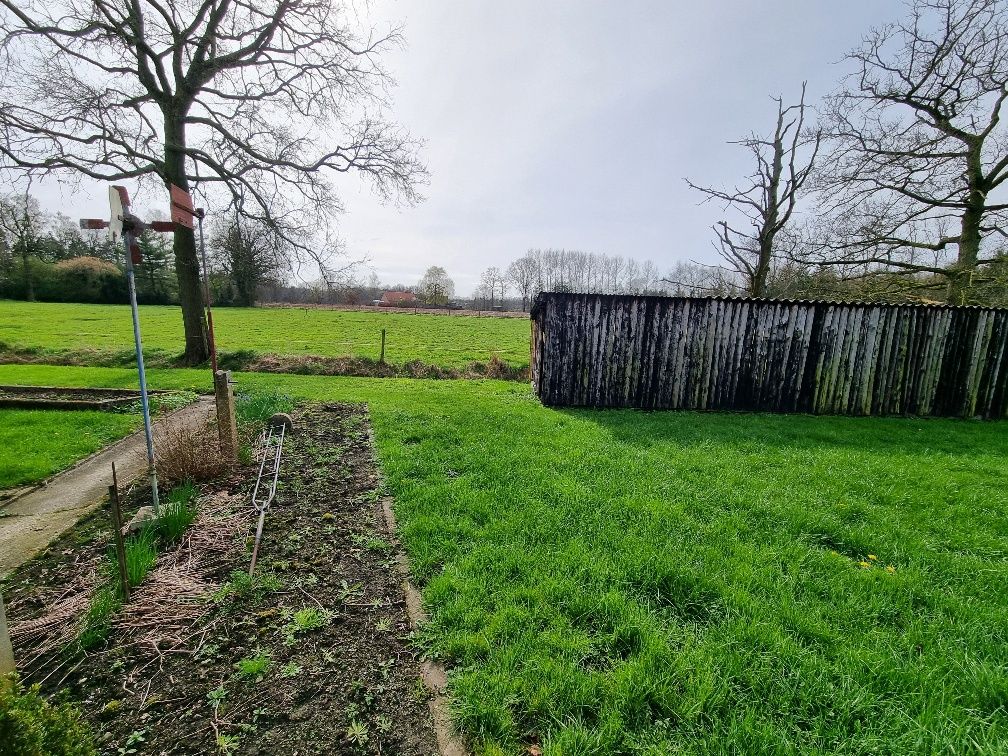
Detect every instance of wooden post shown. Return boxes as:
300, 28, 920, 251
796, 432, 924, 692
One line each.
109, 463, 129, 600
214, 369, 238, 461
380, 329, 386, 365
0, 588, 14, 681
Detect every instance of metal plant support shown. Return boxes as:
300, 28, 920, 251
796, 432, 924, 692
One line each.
249, 423, 286, 575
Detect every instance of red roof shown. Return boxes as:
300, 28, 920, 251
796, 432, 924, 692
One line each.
381, 291, 417, 305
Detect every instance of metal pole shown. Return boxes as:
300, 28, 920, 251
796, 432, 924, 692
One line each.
196, 211, 218, 373
123, 231, 160, 514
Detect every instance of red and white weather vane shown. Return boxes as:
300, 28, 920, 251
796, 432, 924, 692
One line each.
79, 184, 220, 515
80, 187, 176, 513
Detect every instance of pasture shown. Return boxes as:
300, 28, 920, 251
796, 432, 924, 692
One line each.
3, 363, 1006, 753
0, 408, 140, 488
0, 300, 530, 370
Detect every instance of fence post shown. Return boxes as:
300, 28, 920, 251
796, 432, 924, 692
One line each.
214, 369, 238, 460
380, 329, 386, 365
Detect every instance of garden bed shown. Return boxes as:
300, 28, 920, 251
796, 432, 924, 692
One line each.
3, 402, 439, 755
0, 385, 168, 411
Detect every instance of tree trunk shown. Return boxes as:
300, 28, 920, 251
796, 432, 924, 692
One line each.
164, 115, 208, 364
20, 247, 34, 301
752, 238, 772, 297
751, 119, 785, 299
948, 148, 984, 305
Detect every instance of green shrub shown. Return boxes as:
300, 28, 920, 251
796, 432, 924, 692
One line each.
0, 676, 96, 756
235, 389, 294, 426
53, 257, 125, 304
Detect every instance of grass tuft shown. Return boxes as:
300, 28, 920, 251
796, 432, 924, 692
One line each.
76, 584, 121, 651
235, 388, 295, 425
156, 482, 198, 544
123, 528, 157, 588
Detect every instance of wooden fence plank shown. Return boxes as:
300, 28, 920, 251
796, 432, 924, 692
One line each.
530, 293, 1008, 418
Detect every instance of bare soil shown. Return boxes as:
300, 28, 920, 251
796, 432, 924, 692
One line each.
3, 403, 440, 756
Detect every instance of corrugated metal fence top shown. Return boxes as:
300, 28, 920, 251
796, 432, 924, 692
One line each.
530, 292, 1008, 418
530, 291, 1008, 319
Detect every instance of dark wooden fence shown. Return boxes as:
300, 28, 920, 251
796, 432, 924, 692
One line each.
530, 292, 1008, 418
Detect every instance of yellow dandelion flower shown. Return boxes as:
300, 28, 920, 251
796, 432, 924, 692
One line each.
858, 561, 871, 569
868, 554, 877, 561
886, 565, 896, 574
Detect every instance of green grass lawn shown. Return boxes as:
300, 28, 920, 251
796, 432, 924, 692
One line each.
0, 408, 141, 489
0, 300, 530, 369
3, 364, 1007, 754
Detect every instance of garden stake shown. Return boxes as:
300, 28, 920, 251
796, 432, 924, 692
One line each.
380, 328, 386, 364
108, 462, 129, 600
0, 588, 13, 680
249, 422, 286, 576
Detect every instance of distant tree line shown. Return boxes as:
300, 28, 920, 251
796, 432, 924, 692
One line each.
0, 192, 176, 305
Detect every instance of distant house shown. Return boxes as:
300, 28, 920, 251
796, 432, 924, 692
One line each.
380, 290, 417, 307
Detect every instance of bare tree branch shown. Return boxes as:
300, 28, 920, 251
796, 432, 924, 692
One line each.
812, 0, 1008, 304
687, 83, 821, 296
0, 0, 427, 362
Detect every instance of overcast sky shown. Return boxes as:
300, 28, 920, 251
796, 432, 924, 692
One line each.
31, 0, 902, 295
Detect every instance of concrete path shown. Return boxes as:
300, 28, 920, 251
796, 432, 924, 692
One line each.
0, 398, 214, 578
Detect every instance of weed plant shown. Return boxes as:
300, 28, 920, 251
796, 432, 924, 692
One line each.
214, 569, 282, 609
235, 651, 271, 680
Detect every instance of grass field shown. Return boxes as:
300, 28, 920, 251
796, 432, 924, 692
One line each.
0, 408, 141, 489
3, 364, 1007, 754
0, 300, 530, 369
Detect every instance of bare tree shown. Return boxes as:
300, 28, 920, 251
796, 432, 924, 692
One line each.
815, 0, 1008, 304
0, 0, 426, 362
478, 265, 506, 309
661, 260, 739, 296
0, 188, 48, 301
687, 83, 821, 297
506, 254, 540, 311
